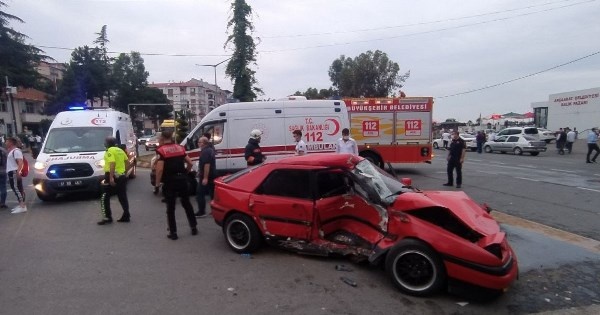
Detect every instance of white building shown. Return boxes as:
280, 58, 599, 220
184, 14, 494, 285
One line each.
149, 78, 230, 129
531, 87, 600, 133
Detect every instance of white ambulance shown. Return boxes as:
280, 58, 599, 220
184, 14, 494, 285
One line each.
32, 107, 137, 201
182, 97, 349, 173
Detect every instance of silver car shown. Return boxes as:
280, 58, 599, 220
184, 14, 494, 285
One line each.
483, 135, 547, 156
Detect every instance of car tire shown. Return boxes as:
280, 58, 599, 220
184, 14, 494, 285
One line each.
530, 152, 540, 156
484, 145, 492, 153
224, 213, 263, 253
36, 190, 57, 202
360, 152, 383, 168
513, 147, 523, 155
433, 142, 439, 149
385, 239, 446, 296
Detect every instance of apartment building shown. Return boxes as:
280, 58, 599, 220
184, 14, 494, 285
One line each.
149, 78, 230, 129
0, 87, 50, 136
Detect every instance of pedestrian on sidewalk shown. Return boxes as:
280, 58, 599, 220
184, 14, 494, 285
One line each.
5, 137, 27, 214
586, 128, 599, 163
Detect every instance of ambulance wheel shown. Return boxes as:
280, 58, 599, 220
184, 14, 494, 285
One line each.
36, 191, 57, 202
361, 152, 383, 168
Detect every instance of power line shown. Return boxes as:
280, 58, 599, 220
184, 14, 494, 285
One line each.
36, 45, 231, 58
262, 0, 586, 39
436, 50, 600, 99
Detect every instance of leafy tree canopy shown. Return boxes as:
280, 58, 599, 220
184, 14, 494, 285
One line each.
292, 87, 336, 100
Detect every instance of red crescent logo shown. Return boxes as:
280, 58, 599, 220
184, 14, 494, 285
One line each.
325, 119, 340, 136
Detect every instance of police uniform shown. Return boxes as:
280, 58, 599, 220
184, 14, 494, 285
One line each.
98, 146, 130, 224
156, 143, 197, 238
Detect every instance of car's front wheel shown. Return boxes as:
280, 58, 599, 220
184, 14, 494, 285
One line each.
484, 145, 493, 153
385, 239, 446, 296
224, 213, 263, 253
513, 147, 523, 155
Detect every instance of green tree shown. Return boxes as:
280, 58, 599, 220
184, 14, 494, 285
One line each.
224, 0, 262, 102
0, 1, 46, 88
328, 50, 409, 97
174, 110, 189, 143
292, 87, 336, 99
93, 25, 111, 106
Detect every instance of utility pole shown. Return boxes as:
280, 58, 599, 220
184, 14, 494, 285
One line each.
195, 57, 231, 110
5, 76, 18, 136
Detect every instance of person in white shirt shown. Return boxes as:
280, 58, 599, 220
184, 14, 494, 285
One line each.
442, 130, 451, 148
292, 130, 307, 155
6, 137, 26, 214
566, 128, 576, 154
336, 128, 359, 155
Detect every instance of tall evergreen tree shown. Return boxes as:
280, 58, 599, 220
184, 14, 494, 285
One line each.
0, 1, 45, 88
93, 25, 111, 106
224, 0, 261, 102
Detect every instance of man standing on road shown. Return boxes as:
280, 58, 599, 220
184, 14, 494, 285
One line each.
566, 128, 576, 154
195, 136, 216, 218
442, 130, 451, 149
6, 137, 27, 214
293, 130, 307, 155
336, 128, 359, 155
245, 129, 265, 167
476, 131, 486, 154
586, 128, 599, 163
443, 131, 467, 189
98, 137, 130, 225
154, 130, 197, 240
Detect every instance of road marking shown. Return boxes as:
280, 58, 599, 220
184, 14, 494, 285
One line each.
492, 211, 600, 254
476, 170, 499, 175
550, 168, 578, 173
515, 177, 540, 182
517, 164, 536, 168
577, 187, 600, 193
594, 174, 600, 177
469, 159, 483, 162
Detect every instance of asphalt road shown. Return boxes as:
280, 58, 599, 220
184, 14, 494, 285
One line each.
0, 142, 598, 314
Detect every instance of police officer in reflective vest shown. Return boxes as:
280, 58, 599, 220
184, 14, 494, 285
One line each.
98, 136, 130, 225
154, 130, 197, 240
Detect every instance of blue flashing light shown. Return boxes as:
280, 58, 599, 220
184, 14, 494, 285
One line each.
67, 106, 87, 111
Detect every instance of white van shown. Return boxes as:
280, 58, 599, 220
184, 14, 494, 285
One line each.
182, 99, 349, 173
32, 108, 137, 201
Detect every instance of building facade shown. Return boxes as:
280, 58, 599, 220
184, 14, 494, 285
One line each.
149, 78, 230, 129
0, 87, 51, 137
531, 87, 600, 132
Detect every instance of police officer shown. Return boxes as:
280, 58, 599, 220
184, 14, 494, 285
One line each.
154, 130, 197, 240
245, 129, 265, 166
98, 136, 130, 225
443, 131, 467, 189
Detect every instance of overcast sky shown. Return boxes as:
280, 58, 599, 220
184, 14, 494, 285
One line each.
5, 0, 600, 121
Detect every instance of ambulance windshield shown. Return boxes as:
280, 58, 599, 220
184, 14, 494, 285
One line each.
43, 127, 113, 153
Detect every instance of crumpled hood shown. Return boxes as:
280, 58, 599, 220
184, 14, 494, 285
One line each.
391, 191, 500, 236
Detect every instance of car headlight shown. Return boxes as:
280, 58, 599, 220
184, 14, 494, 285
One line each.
34, 161, 48, 170
95, 160, 105, 168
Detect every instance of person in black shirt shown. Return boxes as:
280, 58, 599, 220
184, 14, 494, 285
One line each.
195, 136, 216, 218
154, 130, 197, 240
244, 129, 265, 166
443, 131, 467, 188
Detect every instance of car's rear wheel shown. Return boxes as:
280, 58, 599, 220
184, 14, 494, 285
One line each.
385, 239, 446, 296
513, 147, 523, 155
530, 152, 540, 156
484, 145, 492, 153
224, 213, 262, 253
433, 142, 439, 149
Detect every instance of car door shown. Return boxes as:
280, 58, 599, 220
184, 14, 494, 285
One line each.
250, 169, 313, 240
506, 136, 520, 152
491, 135, 507, 151
314, 170, 386, 246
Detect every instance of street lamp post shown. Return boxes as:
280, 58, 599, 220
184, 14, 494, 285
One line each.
195, 57, 231, 109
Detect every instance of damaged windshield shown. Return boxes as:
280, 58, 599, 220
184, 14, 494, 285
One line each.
352, 160, 409, 205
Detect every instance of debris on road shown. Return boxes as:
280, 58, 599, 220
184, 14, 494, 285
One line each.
340, 276, 357, 287
335, 264, 353, 272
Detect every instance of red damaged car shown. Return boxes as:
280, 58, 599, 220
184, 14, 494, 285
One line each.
210, 153, 518, 296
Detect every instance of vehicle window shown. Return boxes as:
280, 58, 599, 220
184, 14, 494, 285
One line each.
258, 169, 311, 199
44, 127, 113, 153
187, 120, 225, 150
496, 136, 508, 142
524, 128, 538, 135
507, 136, 519, 142
509, 129, 520, 135
497, 130, 507, 136
316, 170, 348, 199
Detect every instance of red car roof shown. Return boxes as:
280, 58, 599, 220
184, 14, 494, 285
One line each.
268, 153, 363, 169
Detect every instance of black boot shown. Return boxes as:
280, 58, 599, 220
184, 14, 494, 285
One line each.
97, 218, 113, 225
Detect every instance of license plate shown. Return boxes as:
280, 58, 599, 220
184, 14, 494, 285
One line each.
59, 180, 83, 187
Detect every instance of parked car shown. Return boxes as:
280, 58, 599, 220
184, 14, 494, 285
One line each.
211, 153, 518, 297
483, 135, 546, 156
495, 127, 539, 139
137, 134, 154, 145
537, 128, 556, 143
433, 133, 477, 151
144, 136, 160, 151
